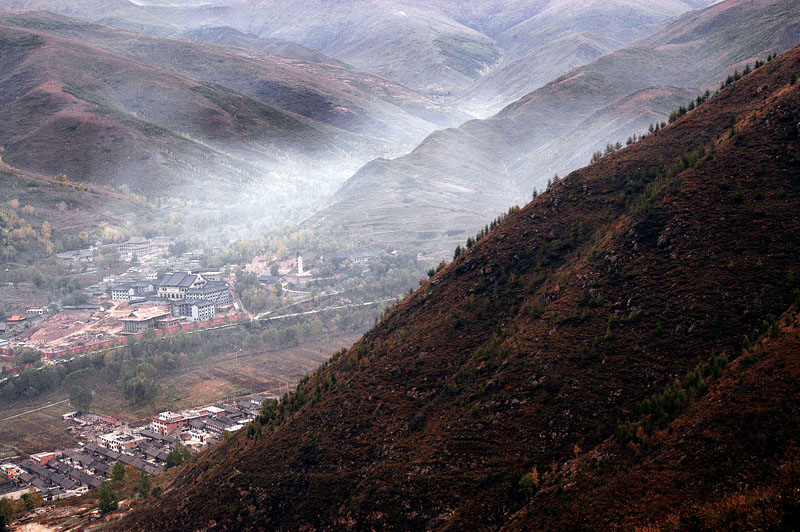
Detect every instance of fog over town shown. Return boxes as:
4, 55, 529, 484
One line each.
0, 0, 799, 530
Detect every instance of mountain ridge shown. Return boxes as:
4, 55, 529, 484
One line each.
307, 0, 800, 251
113, 44, 800, 532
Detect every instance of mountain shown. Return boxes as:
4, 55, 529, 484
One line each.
459, 0, 712, 115
0, 0, 180, 35
113, 45, 800, 531
308, 0, 800, 251
139, 0, 716, 106
0, 11, 465, 146
181, 26, 350, 68
0, 0, 714, 108
0, 11, 469, 222
0, 21, 333, 199
0, 161, 153, 257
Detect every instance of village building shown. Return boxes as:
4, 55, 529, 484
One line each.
98, 432, 146, 453
116, 236, 167, 257
190, 300, 215, 322
6, 315, 27, 327
156, 316, 182, 329
120, 308, 172, 334
258, 274, 282, 286
151, 412, 185, 435
157, 272, 207, 300
350, 249, 380, 263
150, 410, 208, 435
56, 248, 94, 263
30, 452, 59, 466
196, 270, 224, 281
111, 281, 155, 301
285, 252, 313, 286
61, 304, 102, 313
185, 281, 231, 307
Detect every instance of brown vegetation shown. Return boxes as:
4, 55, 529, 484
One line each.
114, 46, 800, 531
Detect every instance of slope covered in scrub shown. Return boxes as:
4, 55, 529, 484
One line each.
116, 46, 800, 531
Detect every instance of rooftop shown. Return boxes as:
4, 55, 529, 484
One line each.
120, 307, 171, 323
158, 272, 200, 288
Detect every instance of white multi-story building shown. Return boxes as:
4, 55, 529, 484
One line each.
98, 431, 146, 453
111, 281, 155, 301
185, 281, 231, 307
190, 301, 215, 322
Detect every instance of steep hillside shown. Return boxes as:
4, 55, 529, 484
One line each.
114, 46, 800, 531
309, 0, 800, 251
506, 308, 800, 531
0, 161, 153, 261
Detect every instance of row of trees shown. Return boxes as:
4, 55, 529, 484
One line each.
0, 326, 244, 405
581, 56, 774, 174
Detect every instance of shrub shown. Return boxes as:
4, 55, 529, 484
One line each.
98, 481, 118, 514
519, 468, 540, 499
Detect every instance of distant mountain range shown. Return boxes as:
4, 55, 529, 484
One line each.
112, 44, 800, 532
0, 0, 718, 112
307, 0, 800, 251
0, 10, 465, 216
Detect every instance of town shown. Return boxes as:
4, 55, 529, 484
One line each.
0, 233, 440, 506
0, 393, 268, 502
0, 233, 442, 366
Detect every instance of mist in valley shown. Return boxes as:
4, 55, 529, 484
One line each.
0, 1, 799, 529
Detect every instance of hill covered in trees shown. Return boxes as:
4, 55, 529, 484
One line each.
112, 44, 800, 531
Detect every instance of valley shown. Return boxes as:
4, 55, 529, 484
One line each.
111, 44, 800, 531
0, 0, 798, 530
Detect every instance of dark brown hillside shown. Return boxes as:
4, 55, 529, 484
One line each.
116, 47, 800, 531
505, 307, 800, 531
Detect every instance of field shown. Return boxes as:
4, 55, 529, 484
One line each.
0, 333, 360, 455
0, 400, 75, 459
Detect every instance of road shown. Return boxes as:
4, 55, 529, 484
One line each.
0, 398, 69, 423
256, 297, 397, 321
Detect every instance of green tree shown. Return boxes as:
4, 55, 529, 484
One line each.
519, 468, 540, 499
138, 473, 152, 499
15, 348, 41, 365
69, 385, 92, 411
111, 461, 125, 482
165, 443, 191, 470
97, 481, 118, 514
270, 263, 279, 277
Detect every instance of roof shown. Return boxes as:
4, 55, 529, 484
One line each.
191, 300, 214, 309
187, 281, 228, 294
321, 251, 350, 261
158, 272, 199, 288
351, 250, 380, 260
121, 307, 172, 323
